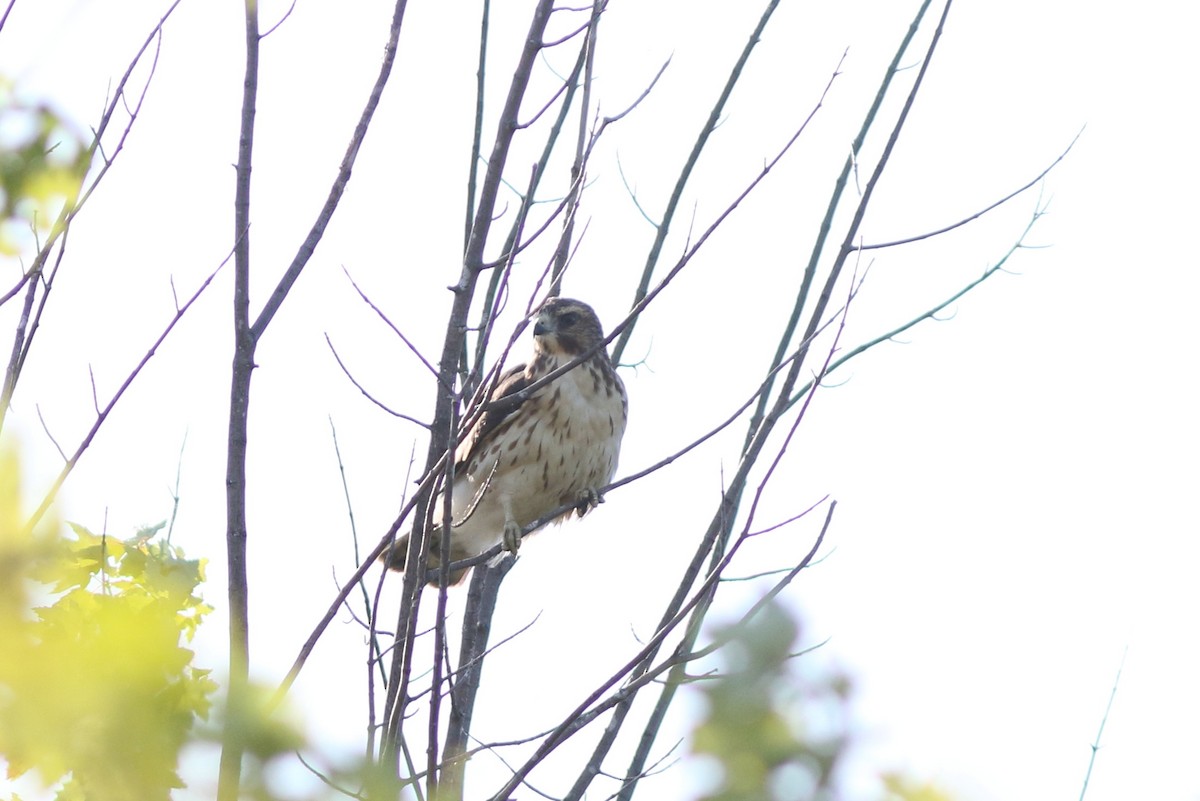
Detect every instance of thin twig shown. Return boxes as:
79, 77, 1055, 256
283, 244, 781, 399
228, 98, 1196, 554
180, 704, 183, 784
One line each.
787, 201, 1047, 410
604, 282, 856, 801
35, 404, 67, 462
342, 265, 446, 387
611, 0, 784, 364
24, 254, 228, 532
387, 7, 561, 778
250, 0, 415, 341
743, 0, 934, 456
854, 129, 1080, 251
0, 0, 178, 413
324, 333, 430, 427
329, 415, 390, 696
475, 42, 585, 375
260, 0, 299, 38
165, 431, 187, 544
492, 499, 836, 801
1079, 646, 1128, 801
463, 0, 490, 252
0, 0, 17, 33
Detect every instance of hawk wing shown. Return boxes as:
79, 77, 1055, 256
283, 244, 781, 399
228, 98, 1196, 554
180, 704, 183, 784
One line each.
455, 362, 530, 470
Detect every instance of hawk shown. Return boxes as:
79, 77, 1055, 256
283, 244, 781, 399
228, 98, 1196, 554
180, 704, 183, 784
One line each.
387, 297, 628, 585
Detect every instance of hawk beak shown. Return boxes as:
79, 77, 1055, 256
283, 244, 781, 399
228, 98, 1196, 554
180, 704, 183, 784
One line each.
533, 313, 553, 337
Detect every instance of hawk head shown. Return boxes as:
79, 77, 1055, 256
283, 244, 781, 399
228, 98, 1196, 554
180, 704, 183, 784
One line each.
532, 298, 607, 358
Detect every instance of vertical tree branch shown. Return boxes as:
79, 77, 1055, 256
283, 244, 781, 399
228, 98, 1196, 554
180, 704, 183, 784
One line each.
220, 0, 414, 787
548, 0, 602, 296
426, 399, 461, 799
250, 2, 411, 339
1, 3, 178, 434
380, 1, 556, 789
20, 258, 226, 533
0, 260, 44, 432
387, 0, 554, 740
742, 0, 934, 454
434, 0, 556, 457
610, 0, 782, 364
440, 558, 515, 800
464, 0, 490, 253
218, 0, 259, 798
770, 0, 953, 431
473, 42, 586, 378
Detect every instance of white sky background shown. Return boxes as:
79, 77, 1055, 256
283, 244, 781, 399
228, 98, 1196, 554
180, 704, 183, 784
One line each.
2, 1, 1198, 800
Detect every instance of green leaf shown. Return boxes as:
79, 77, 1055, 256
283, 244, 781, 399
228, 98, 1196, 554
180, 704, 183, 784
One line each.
0, 85, 89, 256
0, 448, 216, 801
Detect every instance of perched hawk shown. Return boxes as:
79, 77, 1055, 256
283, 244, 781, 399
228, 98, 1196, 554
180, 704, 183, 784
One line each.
387, 298, 628, 585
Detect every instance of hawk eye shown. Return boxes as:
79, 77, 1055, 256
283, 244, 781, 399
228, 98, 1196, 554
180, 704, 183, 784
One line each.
558, 311, 579, 327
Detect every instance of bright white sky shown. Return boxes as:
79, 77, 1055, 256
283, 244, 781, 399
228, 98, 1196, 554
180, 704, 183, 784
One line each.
2, 1, 1198, 800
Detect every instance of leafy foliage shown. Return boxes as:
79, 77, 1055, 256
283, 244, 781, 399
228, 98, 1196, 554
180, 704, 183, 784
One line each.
0, 447, 216, 801
689, 600, 962, 801
882, 775, 959, 801
690, 600, 850, 801
0, 81, 89, 256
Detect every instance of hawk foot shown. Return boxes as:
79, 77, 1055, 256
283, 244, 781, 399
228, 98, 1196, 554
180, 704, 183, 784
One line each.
574, 487, 604, 516
502, 520, 523, 554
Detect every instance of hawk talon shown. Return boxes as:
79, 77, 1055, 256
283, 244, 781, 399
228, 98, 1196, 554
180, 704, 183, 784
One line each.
575, 487, 603, 515
502, 520, 523, 554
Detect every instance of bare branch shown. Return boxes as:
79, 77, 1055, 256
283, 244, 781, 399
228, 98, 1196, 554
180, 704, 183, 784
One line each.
35, 404, 67, 462
611, 0, 785, 363
474, 39, 586, 374
0, 0, 16, 34
0, 0, 184, 504
480, 166, 584, 271
273, 449, 454, 707
219, 1, 261, 794
600, 48, 849, 375
431, 0, 556, 512
164, 431, 187, 544
788, 201, 1047, 410
600, 739, 683, 801
24, 253, 228, 532
448, 609, 541, 687
854, 128, 1081, 251
549, 0, 602, 294
463, 0, 490, 253
342, 265, 447, 388
2, 0, 182, 324
1079, 646, 1128, 801
87, 365, 99, 415
324, 334, 430, 428
743, 0, 937, 456
1, 259, 43, 428
380, 13, 571, 775
515, 72, 575, 131
600, 56, 671, 130
250, 0, 415, 341
541, 17, 593, 48
607, 379, 841, 801
491, 498, 837, 801
683, 502, 837, 668
441, 560, 518, 798
328, 417, 391, 702
260, 0, 299, 38
295, 751, 368, 800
